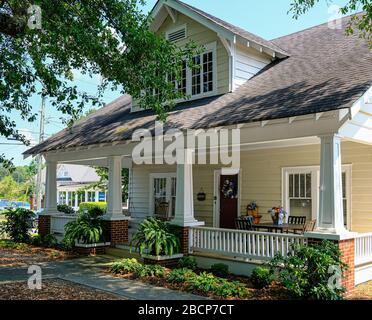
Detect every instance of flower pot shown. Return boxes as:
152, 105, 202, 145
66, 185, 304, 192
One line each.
252, 215, 262, 225
74, 242, 111, 255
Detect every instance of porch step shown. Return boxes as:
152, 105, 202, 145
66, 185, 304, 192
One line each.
106, 246, 142, 260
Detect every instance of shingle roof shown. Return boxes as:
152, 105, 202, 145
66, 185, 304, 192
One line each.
25, 14, 372, 156
172, 0, 289, 56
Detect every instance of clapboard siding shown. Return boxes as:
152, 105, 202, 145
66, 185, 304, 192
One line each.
234, 43, 271, 88
129, 142, 372, 233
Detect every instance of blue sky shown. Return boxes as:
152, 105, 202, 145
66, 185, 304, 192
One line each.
1, 0, 350, 166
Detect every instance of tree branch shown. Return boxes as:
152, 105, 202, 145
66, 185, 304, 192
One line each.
0, 12, 26, 37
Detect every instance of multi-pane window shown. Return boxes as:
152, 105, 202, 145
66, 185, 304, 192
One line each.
67, 191, 75, 207
178, 61, 187, 95
203, 52, 213, 93
58, 191, 67, 205
192, 55, 201, 95
283, 166, 351, 228
77, 191, 85, 206
87, 191, 96, 202
288, 172, 312, 221
150, 173, 177, 220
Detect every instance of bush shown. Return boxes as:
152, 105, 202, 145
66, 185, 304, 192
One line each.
134, 264, 166, 278
251, 266, 273, 289
57, 204, 75, 215
0, 239, 29, 250
63, 208, 106, 245
178, 256, 197, 270
0, 208, 35, 243
79, 202, 107, 214
186, 272, 249, 299
269, 240, 347, 300
167, 268, 196, 283
130, 218, 180, 256
110, 258, 142, 275
210, 263, 229, 278
42, 234, 58, 248
30, 234, 58, 248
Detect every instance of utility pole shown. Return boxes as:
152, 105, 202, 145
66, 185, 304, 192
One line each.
35, 94, 46, 211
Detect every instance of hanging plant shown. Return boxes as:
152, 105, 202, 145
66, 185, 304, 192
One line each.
221, 179, 237, 199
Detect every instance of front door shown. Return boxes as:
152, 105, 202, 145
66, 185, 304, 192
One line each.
219, 174, 238, 229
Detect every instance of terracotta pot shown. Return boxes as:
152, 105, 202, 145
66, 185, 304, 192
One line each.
253, 215, 262, 225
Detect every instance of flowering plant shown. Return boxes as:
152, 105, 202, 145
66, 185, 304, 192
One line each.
268, 207, 287, 225
247, 201, 258, 211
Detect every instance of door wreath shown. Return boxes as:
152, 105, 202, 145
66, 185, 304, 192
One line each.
221, 179, 237, 199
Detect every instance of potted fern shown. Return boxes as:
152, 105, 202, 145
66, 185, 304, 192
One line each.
63, 207, 110, 255
130, 218, 182, 266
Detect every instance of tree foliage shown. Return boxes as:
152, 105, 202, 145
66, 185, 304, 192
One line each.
290, 0, 372, 47
0, 0, 199, 164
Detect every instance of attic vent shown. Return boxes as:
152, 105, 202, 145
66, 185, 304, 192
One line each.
167, 26, 186, 42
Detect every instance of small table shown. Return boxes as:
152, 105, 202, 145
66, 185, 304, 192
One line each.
253, 223, 305, 234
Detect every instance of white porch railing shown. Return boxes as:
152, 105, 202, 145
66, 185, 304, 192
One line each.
50, 214, 77, 236
355, 232, 372, 266
189, 227, 307, 261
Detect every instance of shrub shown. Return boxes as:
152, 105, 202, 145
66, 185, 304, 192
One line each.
110, 258, 142, 275
57, 204, 75, 215
0, 208, 35, 243
185, 271, 249, 298
134, 264, 166, 278
130, 218, 180, 256
30, 234, 43, 246
42, 234, 58, 248
178, 256, 197, 270
210, 263, 229, 278
268, 240, 347, 300
167, 268, 196, 283
79, 202, 107, 214
250, 266, 273, 289
0, 239, 28, 250
63, 208, 106, 245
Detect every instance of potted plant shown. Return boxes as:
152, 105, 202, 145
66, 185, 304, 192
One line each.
130, 218, 182, 266
63, 207, 109, 255
268, 207, 287, 225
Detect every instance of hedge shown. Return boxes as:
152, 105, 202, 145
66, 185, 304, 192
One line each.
78, 202, 107, 213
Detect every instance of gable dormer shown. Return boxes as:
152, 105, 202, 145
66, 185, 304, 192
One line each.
131, 0, 289, 112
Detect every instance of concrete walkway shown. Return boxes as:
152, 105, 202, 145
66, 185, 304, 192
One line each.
0, 255, 205, 300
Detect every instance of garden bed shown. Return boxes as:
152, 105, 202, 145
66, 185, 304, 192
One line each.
0, 239, 76, 267
0, 278, 124, 300
108, 258, 294, 300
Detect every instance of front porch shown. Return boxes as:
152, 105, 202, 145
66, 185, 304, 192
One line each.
36, 99, 372, 292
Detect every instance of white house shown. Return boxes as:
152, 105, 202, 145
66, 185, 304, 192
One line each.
39, 164, 106, 211
25, 0, 372, 292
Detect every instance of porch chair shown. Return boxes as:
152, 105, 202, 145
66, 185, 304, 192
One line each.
288, 216, 307, 225
235, 217, 254, 231
154, 201, 170, 221
303, 219, 316, 233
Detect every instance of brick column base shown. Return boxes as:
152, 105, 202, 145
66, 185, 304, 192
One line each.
307, 237, 355, 297
38, 215, 51, 237
180, 227, 190, 256
104, 219, 128, 246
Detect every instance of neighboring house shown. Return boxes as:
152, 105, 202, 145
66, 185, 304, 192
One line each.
25, 0, 372, 290
39, 164, 106, 210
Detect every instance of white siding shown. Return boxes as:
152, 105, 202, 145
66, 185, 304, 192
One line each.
234, 44, 271, 89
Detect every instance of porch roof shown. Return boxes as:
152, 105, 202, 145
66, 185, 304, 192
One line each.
24, 14, 372, 157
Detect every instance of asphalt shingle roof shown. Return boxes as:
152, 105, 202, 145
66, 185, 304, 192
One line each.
25, 14, 372, 156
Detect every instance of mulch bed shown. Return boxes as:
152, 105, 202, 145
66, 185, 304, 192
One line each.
0, 278, 125, 300
0, 245, 77, 267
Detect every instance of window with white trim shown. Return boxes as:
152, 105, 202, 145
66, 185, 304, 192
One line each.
58, 191, 67, 205
282, 166, 351, 228
149, 173, 177, 219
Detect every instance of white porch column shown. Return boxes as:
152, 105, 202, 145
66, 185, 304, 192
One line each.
172, 149, 203, 227
44, 160, 58, 214
317, 135, 346, 234
105, 155, 123, 218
